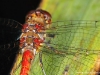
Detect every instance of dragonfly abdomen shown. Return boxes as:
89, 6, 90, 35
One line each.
20, 50, 34, 75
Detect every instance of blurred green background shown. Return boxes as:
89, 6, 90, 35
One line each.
39, 0, 100, 21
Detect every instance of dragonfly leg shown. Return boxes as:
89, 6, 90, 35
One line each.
62, 65, 69, 75
39, 52, 47, 75
44, 43, 66, 55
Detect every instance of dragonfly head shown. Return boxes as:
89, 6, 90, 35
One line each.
37, 9, 52, 24
25, 9, 52, 26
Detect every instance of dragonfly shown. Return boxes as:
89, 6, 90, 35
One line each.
0, 9, 100, 75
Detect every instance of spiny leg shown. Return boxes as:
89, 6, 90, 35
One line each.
39, 52, 46, 75
43, 42, 66, 55
43, 34, 66, 55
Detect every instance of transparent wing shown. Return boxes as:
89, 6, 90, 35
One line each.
3, 20, 100, 75
44, 20, 100, 54
0, 18, 22, 75
31, 20, 100, 75
0, 18, 22, 44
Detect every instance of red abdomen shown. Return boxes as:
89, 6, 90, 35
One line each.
20, 50, 34, 75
